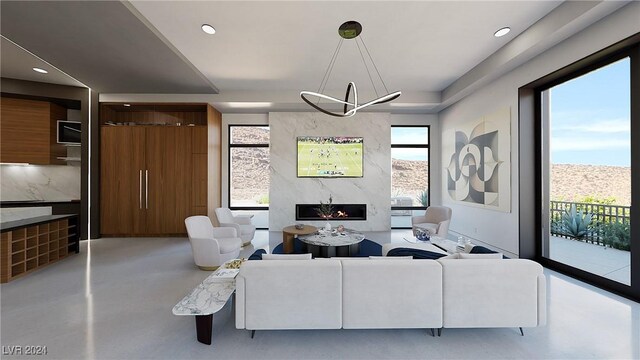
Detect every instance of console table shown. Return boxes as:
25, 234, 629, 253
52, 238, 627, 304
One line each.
172, 264, 238, 345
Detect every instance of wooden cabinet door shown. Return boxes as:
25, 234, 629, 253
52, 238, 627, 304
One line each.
100, 127, 146, 235
1, 98, 50, 164
144, 127, 192, 234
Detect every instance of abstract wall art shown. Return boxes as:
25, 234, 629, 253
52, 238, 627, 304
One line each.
443, 107, 511, 212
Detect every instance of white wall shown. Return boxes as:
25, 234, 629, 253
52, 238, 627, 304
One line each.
439, 3, 640, 257
269, 112, 391, 231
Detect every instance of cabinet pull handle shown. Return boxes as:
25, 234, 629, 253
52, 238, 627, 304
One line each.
145, 170, 149, 209
139, 170, 143, 209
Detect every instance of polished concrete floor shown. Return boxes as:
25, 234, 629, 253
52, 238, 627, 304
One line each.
1, 230, 638, 360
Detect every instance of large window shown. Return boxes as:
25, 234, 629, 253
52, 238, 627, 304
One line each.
391, 126, 430, 228
528, 35, 639, 301
228, 125, 269, 228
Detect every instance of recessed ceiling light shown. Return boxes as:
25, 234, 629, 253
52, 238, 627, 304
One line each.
33, 67, 48, 74
201, 24, 216, 35
123, 103, 131, 107
494, 27, 511, 37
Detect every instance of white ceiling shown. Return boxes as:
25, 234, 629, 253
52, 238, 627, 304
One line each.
1, 1, 631, 113
130, 1, 561, 94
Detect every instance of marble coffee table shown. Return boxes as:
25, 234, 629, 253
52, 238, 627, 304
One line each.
298, 228, 365, 258
172, 263, 239, 345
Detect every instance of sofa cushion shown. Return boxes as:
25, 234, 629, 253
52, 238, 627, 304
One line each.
262, 253, 312, 260
459, 252, 503, 259
386, 247, 447, 260
369, 255, 413, 260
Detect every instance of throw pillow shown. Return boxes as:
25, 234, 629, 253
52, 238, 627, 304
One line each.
469, 245, 497, 254
438, 253, 460, 260
262, 253, 312, 260
386, 247, 447, 260
248, 249, 266, 260
459, 253, 503, 259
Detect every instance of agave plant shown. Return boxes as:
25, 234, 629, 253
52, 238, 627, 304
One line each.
416, 190, 429, 207
560, 204, 593, 239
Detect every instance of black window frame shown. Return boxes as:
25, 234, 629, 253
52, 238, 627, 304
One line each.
228, 124, 270, 229
390, 125, 431, 229
520, 33, 640, 302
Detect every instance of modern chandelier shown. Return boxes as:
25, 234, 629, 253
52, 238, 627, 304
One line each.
300, 21, 401, 117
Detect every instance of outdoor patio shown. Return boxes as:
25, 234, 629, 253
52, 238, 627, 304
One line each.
550, 235, 630, 285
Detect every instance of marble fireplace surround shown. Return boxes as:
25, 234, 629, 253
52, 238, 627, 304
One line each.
269, 112, 391, 231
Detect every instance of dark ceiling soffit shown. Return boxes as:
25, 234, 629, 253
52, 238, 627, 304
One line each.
121, 1, 219, 94
0, 1, 219, 94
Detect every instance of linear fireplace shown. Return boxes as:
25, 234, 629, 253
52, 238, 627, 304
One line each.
296, 204, 367, 221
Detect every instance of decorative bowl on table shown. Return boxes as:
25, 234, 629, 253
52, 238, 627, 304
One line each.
294, 223, 305, 230
415, 228, 430, 242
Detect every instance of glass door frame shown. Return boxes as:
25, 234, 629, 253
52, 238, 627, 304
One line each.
526, 34, 640, 302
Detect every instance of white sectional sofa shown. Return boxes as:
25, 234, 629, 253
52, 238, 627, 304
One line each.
235, 256, 546, 335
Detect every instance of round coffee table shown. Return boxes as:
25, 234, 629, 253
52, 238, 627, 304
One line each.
282, 225, 318, 254
298, 228, 365, 258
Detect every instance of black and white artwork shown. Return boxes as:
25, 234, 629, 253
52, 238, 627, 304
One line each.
444, 107, 511, 212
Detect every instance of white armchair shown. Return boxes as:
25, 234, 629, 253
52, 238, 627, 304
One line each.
411, 206, 452, 237
185, 216, 242, 270
214, 208, 256, 246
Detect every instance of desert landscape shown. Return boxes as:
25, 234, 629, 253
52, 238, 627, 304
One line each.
230, 127, 630, 207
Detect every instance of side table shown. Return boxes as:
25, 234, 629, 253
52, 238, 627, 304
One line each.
282, 225, 317, 254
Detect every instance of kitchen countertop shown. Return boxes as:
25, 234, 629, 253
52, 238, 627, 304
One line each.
1, 214, 77, 232
0, 200, 80, 207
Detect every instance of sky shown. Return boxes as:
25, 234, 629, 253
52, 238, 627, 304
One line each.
549, 57, 630, 167
391, 127, 429, 161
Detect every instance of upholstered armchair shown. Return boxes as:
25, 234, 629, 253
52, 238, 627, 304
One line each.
214, 208, 256, 246
411, 206, 453, 237
185, 216, 242, 270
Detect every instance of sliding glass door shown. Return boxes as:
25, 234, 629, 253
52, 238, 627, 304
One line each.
534, 36, 639, 300
541, 57, 631, 285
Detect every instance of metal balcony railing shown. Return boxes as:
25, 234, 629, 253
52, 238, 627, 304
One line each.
550, 200, 630, 245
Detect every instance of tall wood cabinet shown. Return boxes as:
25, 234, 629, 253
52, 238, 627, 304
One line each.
99, 103, 217, 237
100, 126, 207, 236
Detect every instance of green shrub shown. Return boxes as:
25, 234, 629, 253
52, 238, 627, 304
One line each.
599, 221, 630, 251
256, 194, 269, 205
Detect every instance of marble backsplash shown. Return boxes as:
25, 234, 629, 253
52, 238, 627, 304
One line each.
1, 165, 81, 201
269, 112, 391, 231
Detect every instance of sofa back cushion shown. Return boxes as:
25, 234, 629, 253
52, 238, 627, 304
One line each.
341, 259, 443, 329
439, 259, 544, 328
236, 260, 342, 330
262, 253, 312, 260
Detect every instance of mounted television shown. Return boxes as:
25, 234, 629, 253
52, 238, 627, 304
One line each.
297, 136, 363, 178
57, 121, 81, 145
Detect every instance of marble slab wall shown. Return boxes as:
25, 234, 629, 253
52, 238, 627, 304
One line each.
269, 112, 391, 231
0, 165, 81, 201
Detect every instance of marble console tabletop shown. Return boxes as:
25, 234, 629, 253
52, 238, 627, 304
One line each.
172, 269, 236, 316
299, 228, 365, 247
